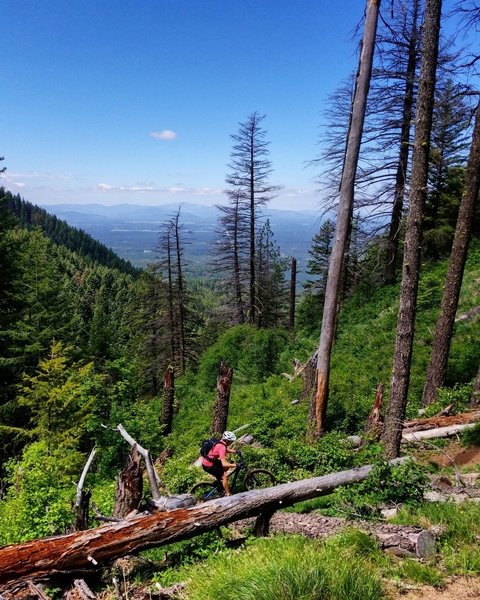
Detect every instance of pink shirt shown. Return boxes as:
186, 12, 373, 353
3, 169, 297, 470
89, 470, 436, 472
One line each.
202, 441, 227, 467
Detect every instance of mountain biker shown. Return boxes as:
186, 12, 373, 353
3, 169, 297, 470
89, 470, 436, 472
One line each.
201, 431, 237, 496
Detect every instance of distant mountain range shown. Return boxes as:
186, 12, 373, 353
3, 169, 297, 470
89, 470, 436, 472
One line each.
40, 202, 323, 279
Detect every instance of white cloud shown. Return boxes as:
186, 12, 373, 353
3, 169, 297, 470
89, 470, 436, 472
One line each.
96, 183, 156, 193
150, 130, 177, 141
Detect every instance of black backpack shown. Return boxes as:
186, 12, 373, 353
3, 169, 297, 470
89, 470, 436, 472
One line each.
200, 437, 219, 459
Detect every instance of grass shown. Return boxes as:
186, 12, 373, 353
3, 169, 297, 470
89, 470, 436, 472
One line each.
184, 533, 384, 600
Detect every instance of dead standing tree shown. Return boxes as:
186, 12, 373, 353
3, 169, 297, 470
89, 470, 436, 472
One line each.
314, 0, 381, 437
382, 0, 443, 458
212, 360, 234, 436
160, 365, 175, 435
422, 98, 480, 406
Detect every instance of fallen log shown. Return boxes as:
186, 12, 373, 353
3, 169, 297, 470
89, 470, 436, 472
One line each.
402, 423, 477, 442
0, 458, 406, 585
403, 411, 480, 433
236, 513, 436, 558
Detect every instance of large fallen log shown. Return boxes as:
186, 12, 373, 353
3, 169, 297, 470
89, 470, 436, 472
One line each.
236, 513, 436, 558
0, 458, 406, 585
402, 423, 477, 442
404, 411, 480, 433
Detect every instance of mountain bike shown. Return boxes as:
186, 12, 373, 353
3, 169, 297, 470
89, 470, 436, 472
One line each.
190, 449, 276, 502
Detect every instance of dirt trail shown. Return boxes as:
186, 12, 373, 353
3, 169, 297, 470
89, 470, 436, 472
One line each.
391, 577, 480, 599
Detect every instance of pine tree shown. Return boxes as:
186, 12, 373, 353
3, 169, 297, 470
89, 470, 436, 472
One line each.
225, 112, 280, 325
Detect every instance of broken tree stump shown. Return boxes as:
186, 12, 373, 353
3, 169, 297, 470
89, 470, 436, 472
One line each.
211, 360, 233, 436
113, 446, 143, 519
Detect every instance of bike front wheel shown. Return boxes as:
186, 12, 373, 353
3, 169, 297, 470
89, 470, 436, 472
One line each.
190, 481, 224, 502
243, 469, 276, 491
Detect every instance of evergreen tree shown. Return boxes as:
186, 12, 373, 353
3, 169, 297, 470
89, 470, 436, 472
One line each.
255, 220, 288, 328
225, 112, 280, 325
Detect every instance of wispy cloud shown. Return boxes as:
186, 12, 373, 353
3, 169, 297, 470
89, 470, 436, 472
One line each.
96, 183, 156, 193
150, 130, 177, 141
96, 183, 223, 196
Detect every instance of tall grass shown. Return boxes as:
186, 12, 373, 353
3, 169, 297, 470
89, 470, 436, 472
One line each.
394, 502, 480, 575
184, 534, 384, 600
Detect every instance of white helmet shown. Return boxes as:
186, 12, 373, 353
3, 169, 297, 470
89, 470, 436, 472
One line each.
222, 431, 237, 442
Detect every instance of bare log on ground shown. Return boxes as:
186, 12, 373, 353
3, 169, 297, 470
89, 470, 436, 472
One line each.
113, 446, 143, 519
403, 411, 480, 433
0, 458, 407, 585
402, 423, 478, 442
237, 513, 436, 558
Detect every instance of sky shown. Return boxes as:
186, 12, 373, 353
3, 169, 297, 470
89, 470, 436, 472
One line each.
1, 0, 469, 211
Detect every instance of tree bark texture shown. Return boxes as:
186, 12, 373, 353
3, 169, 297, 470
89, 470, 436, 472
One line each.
404, 410, 480, 433
0, 459, 406, 584
113, 446, 143, 519
160, 366, 175, 435
289, 257, 297, 330
314, 0, 381, 437
384, 0, 420, 284
382, 0, 442, 458
422, 100, 480, 406
211, 361, 234, 436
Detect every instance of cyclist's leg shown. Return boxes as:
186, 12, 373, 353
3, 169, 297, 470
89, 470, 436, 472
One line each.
221, 467, 232, 496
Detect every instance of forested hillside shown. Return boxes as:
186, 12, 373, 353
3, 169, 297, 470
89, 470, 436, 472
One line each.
2, 188, 139, 275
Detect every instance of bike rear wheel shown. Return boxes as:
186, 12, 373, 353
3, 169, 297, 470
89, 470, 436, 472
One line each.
243, 469, 276, 491
190, 481, 224, 502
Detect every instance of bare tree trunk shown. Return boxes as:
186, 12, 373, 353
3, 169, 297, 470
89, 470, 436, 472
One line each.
422, 100, 480, 405
249, 139, 256, 325
174, 211, 186, 374
113, 446, 143, 519
382, 0, 442, 458
160, 366, 175, 435
166, 229, 176, 365
471, 363, 480, 408
314, 0, 381, 437
212, 360, 234, 436
74, 448, 96, 532
232, 193, 245, 324
289, 257, 297, 330
0, 458, 406, 585
384, 0, 420, 284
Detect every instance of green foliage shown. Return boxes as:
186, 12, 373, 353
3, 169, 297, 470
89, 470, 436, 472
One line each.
185, 535, 383, 600
0, 440, 81, 545
393, 559, 444, 588
332, 459, 427, 520
197, 325, 289, 388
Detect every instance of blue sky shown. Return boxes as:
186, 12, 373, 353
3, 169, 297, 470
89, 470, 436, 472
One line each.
1, 0, 466, 211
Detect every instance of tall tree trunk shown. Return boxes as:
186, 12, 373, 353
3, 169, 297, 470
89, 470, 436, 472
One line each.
174, 211, 186, 374
212, 360, 234, 436
382, 0, 443, 458
421, 101, 480, 405
314, 0, 381, 437
249, 137, 256, 325
233, 193, 245, 324
166, 230, 176, 365
471, 363, 480, 408
160, 366, 175, 435
385, 0, 420, 284
289, 257, 297, 330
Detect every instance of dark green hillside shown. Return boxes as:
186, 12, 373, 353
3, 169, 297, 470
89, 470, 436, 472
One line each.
2, 188, 139, 276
